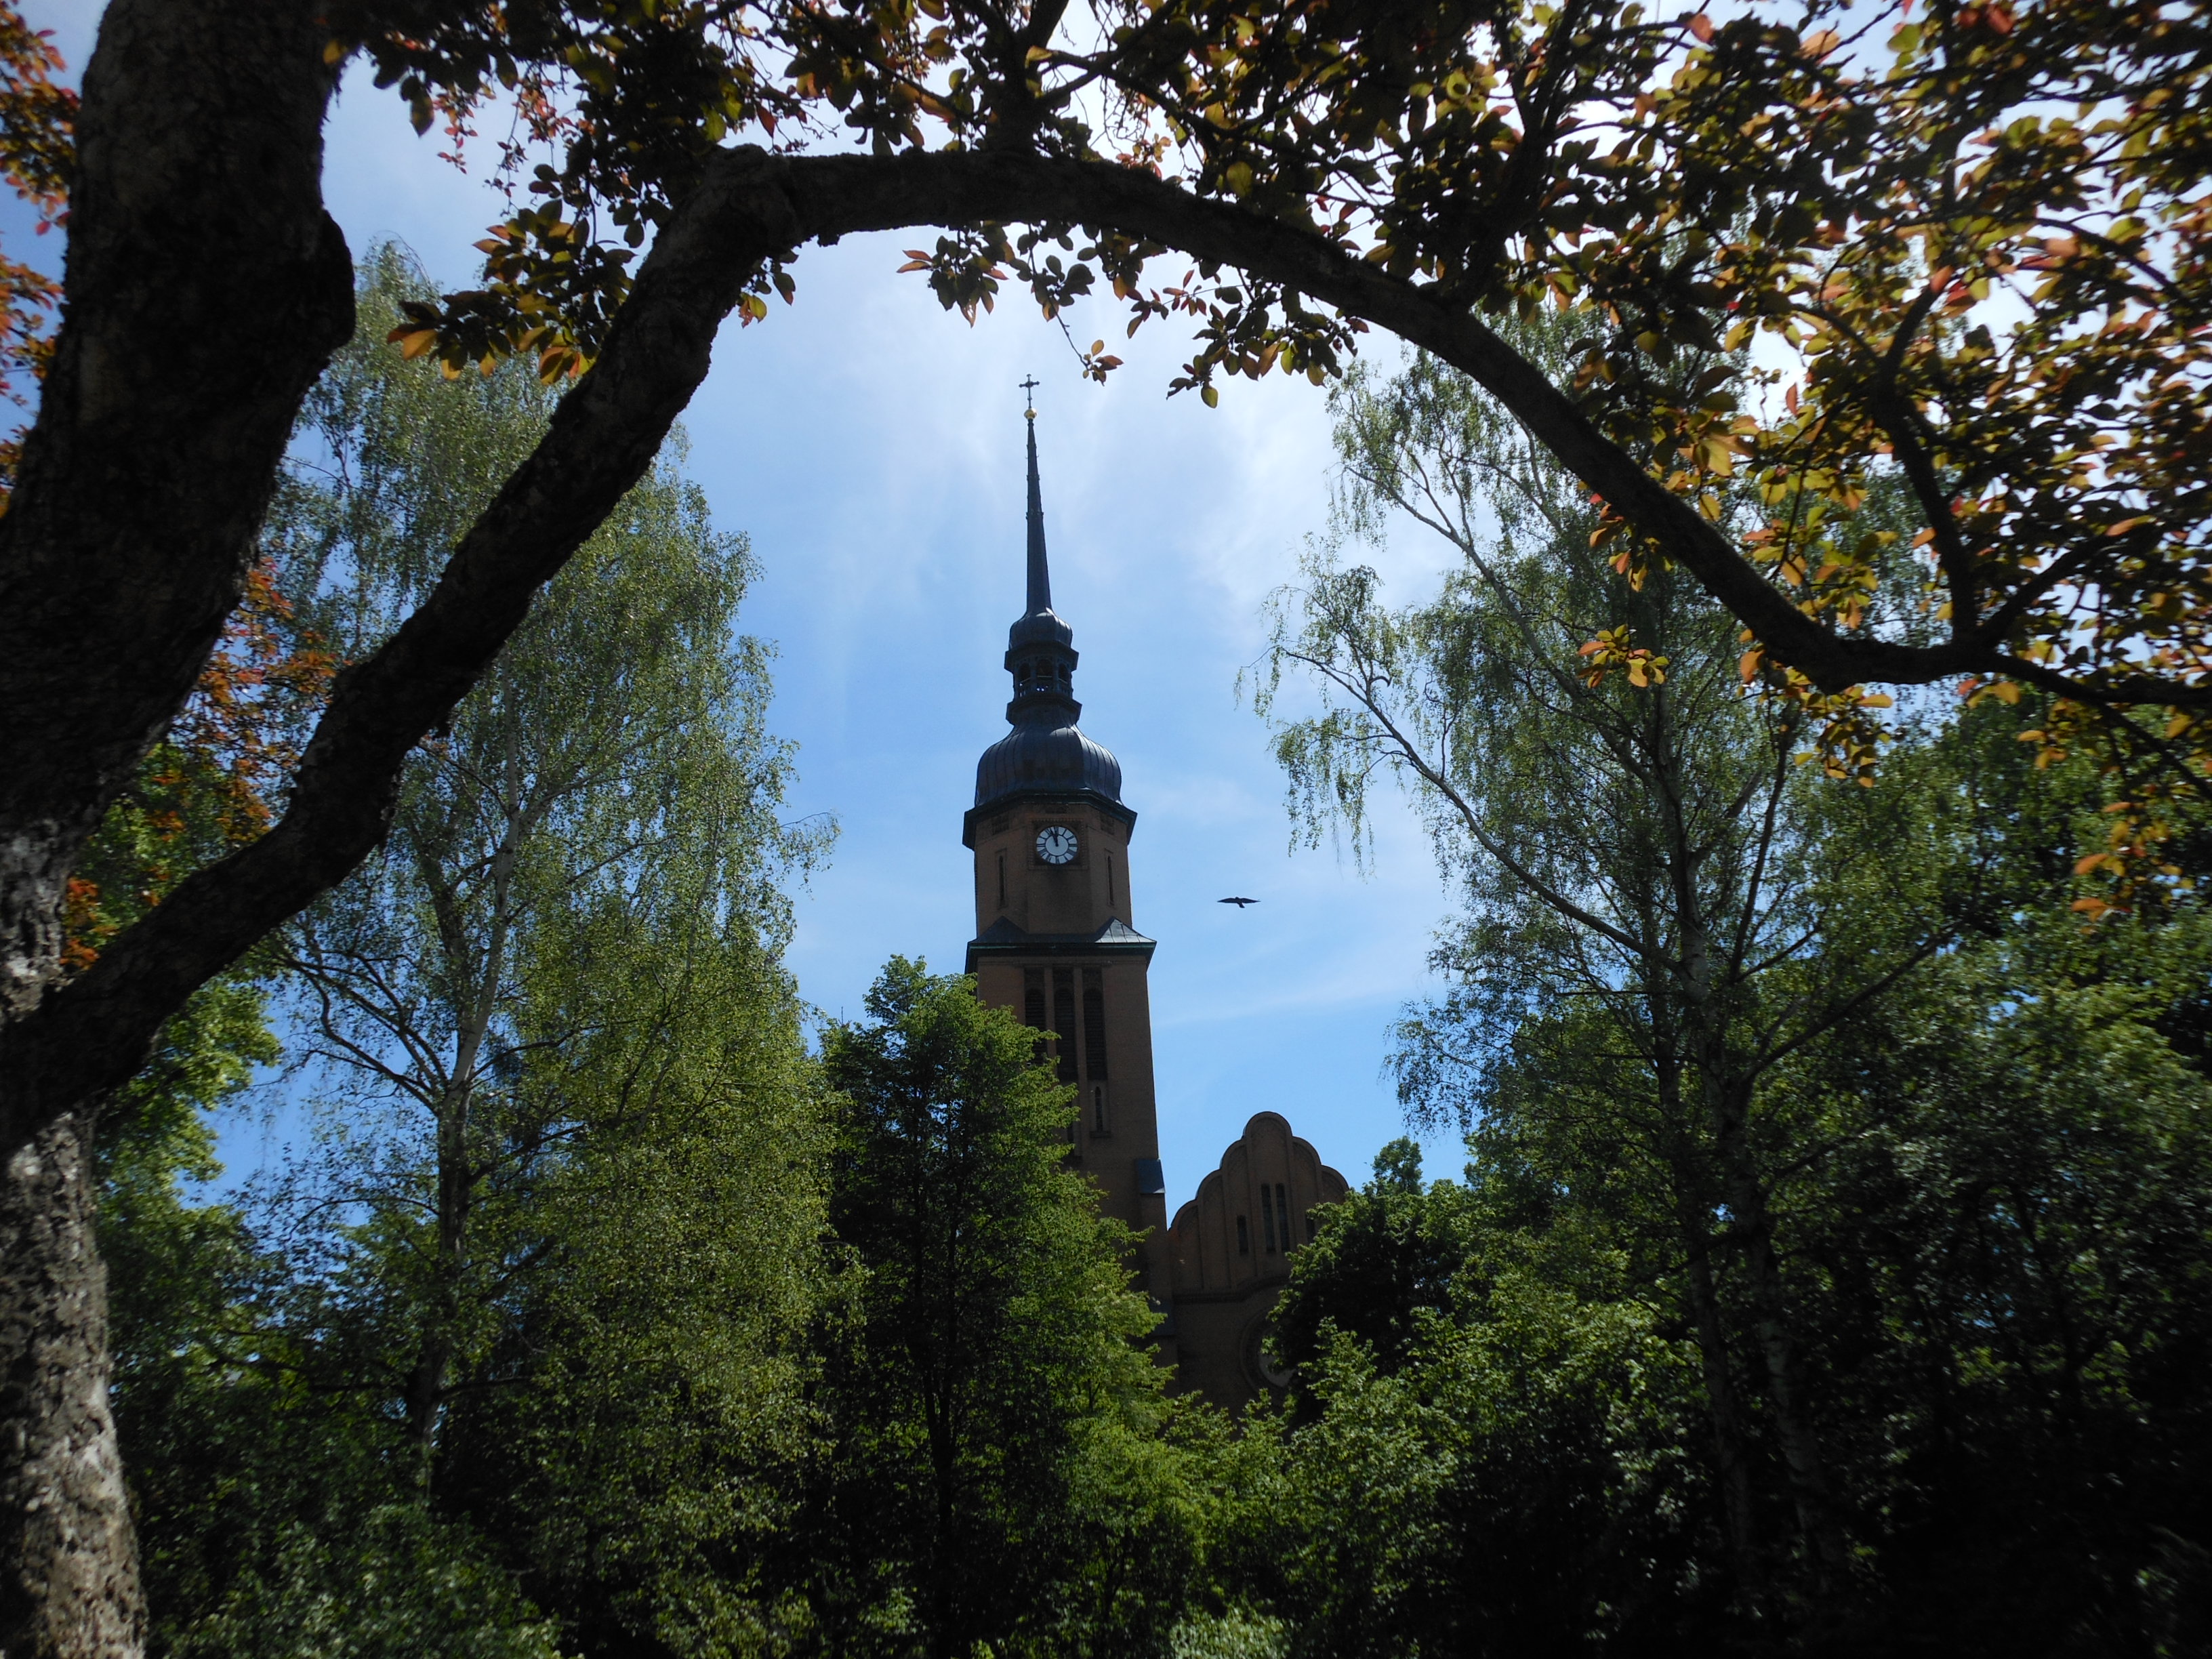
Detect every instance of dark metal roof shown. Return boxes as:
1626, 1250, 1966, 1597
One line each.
975, 716, 1123, 806
964, 915, 1158, 971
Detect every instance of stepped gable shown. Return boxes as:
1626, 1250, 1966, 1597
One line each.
1167, 1112, 1349, 1409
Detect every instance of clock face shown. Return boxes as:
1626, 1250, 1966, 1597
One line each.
1035, 825, 1080, 865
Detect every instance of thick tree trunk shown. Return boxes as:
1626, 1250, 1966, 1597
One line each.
1642, 684, 1847, 1603
1674, 1193, 1763, 1593
0, 2, 347, 1646
1704, 1075, 1850, 1593
0, 0, 350, 1027
0, 1111, 140, 1659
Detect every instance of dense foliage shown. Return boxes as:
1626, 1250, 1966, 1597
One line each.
804, 959, 1227, 1659
98, 256, 1239, 1659
92, 285, 2212, 1656
12, 0, 2212, 1650
56, 234, 2212, 1659
106, 251, 833, 1658
315, 0, 2212, 767
1263, 890, 2212, 1652
1250, 343, 2212, 1651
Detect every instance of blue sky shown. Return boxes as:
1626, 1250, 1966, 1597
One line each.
30, 7, 1475, 1208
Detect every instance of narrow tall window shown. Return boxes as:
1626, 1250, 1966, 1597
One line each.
1236, 1216, 1250, 1256
996, 849, 1006, 909
1277, 1185, 1292, 1250
1261, 1185, 1277, 1252
1092, 1085, 1107, 1133
1052, 968, 1078, 1082
1106, 853, 1116, 908
1023, 968, 1048, 1066
1306, 1215, 1317, 1242
1081, 969, 1109, 1080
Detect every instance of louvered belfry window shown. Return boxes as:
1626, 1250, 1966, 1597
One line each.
1052, 968, 1078, 1082
1081, 968, 1109, 1080
1023, 968, 1048, 1067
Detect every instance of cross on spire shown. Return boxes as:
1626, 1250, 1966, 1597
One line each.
1020, 374, 1040, 417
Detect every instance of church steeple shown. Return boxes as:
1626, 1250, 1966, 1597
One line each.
971, 401, 1123, 811
1004, 405, 1081, 720
966, 389, 1130, 822
959, 388, 1166, 1364
1025, 389, 1052, 617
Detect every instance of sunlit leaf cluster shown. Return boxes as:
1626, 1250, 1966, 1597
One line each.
316, 0, 2212, 881
64, 563, 333, 973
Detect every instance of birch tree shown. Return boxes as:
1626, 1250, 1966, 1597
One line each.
1254, 340, 1962, 1612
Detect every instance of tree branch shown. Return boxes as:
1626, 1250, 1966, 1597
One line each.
5, 139, 2173, 1147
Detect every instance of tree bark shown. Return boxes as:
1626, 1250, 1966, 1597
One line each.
0, 0, 350, 1025
0, 1, 347, 1646
1658, 1052, 1763, 1596
0, 1110, 141, 1659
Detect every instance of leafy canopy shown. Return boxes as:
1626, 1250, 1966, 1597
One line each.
317, 0, 2212, 767
810, 957, 1221, 1659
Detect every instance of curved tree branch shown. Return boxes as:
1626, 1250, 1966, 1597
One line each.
4, 141, 2180, 1148
747, 150, 2024, 695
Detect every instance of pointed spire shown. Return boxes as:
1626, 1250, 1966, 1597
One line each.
1004, 389, 1078, 715
1024, 407, 1052, 615
972, 387, 1123, 814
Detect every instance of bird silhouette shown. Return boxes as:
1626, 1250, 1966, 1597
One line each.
1218, 897, 1260, 909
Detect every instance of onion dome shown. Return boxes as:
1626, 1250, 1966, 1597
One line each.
975, 718, 1124, 804
974, 406, 1124, 809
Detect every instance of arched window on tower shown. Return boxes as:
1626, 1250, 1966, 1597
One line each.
1236, 1215, 1249, 1256
1052, 968, 1078, 1082
1261, 1184, 1277, 1252
1023, 968, 1048, 1066
1081, 970, 1108, 1080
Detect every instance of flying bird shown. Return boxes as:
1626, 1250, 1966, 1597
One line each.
1218, 897, 1261, 909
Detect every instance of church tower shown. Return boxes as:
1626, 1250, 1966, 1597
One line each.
963, 406, 1174, 1329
